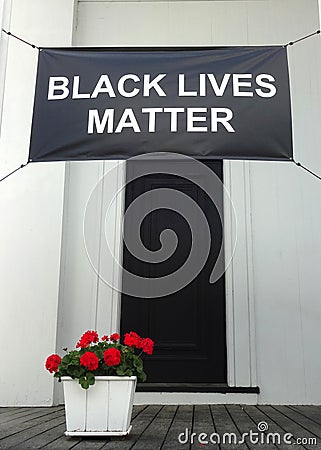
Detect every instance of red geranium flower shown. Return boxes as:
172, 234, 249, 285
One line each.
45, 354, 61, 373
141, 337, 154, 355
104, 348, 121, 366
124, 331, 142, 348
101, 335, 109, 341
76, 330, 99, 348
80, 351, 99, 371
110, 333, 120, 342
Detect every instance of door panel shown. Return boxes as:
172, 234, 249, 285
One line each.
121, 160, 226, 384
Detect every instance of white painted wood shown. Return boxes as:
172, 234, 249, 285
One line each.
72, 0, 257, 398
223, 162, 236, 387
55, 160, 126, 403
0, 0, 12, 133
244, 162, 257, 388
108, 379, 136, 430
0, 0, 319, 407
224, 160, 257, 388
96, 161, 126, 335
71, 0, 321, 406
224, 161, 256, 387
85, 377, 109, 431
63, 377, 87, 431
0, 0, 4, 25
79, 0, 268, 2
65, 427, 132, 437
62, 376, 136, 433
245, 2, 321, 404
0, 0, 75, 406
56, 161, 125, 347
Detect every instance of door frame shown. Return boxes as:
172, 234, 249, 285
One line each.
113, 159, 257, 388
223, 160, 257, 388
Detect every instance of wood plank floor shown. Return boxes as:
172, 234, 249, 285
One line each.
0, 405, 320, 449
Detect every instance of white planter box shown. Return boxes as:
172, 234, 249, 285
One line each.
61, 376, 137, 436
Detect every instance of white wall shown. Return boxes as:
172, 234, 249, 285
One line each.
0, 0, 75, 405
68, 0, 321, 405
0, 0, 12, 130
1, 0, 320, 406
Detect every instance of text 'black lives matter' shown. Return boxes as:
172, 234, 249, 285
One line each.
29, 47, 292, 162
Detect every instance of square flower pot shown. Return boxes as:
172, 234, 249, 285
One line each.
61, 376, 137, 436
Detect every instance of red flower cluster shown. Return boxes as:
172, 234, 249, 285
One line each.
45, 354, 62, 373
104, 348, 121, 366
124, 332, 154, 355
80, 351, 99, 371
110, 333, 120, 342
45, 329, 155, 389
140, 337, 154, 355
124, 331, 141, 348
76, 330, 99, 348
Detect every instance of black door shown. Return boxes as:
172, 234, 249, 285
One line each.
121, 159, 226, 385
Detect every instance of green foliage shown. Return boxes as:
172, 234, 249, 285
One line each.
50, 333, 151, 389
78, 372, 95, 389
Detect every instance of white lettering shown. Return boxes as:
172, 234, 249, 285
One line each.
163, 107, 185, 132
198, 433, 209, 444
233, 74, 253, 97
72, 75, 90, 99
143, 74, 167, 97
283, 433, 293, 445
115, 108, 140, 133
190, 433, 197, 444
178, 428, 189, 444
141, 107, 163, 132
208, 73, 231, 96
211, 108, 235, 132
255, 74, 277, 98
87, 109, 114, 134
178, 74, 197, 96
91, 75, 116, 98
47, 76, 69, 100
118, 74, 140, 98
238, 432, 249, 444
199, 73, 206, 96
187, 108, 207, 132
87, 107, 237, 134
210, 433, 221, 444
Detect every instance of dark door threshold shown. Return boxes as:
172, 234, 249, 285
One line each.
136, 383, 260, 394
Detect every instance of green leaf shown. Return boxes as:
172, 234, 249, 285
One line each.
138, 371, 147, 382
86, 372, 95, 381
79, 378, 90, 389
62, 355, 71, 364
116, 367, 125, 376
88, 377, 95, 386
96, 349, 104, 359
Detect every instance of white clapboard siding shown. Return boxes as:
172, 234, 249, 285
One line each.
0, 0, 75, 405
0, 0, 320, 406
57, 0, 321, 405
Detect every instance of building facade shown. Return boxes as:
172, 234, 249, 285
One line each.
0, 0, 321, 406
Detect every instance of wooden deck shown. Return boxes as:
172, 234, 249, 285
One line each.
0, 405, 320, 449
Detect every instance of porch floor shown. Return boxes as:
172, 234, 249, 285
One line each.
0, 405, 320, 449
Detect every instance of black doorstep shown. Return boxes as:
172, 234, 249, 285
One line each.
136, 383, 260, 394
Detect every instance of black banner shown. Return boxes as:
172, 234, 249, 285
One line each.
29, 47, 292, 162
